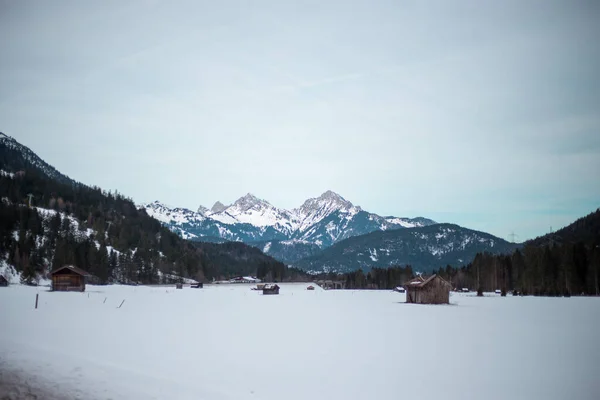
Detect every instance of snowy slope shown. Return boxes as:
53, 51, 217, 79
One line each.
1, 284, 598, 400
142, 191, 435, 248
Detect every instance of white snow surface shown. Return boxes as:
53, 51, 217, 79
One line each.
384, 217, 418, 228
1, 284, 599, 400
0, 169, 15, 178
143, 201, 205, 225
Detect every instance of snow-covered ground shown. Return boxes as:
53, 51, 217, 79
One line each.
1, 284, 599, 400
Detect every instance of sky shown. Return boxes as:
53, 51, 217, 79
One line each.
1, 0, 599, 241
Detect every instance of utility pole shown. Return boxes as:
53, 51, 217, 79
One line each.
27, 193, 34, 207
508, 232, 518, 243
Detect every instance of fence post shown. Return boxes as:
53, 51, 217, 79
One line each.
35, 293, 39, 309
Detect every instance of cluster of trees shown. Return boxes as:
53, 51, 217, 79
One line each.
312, 266, 415, 289
433, 242, 600, 296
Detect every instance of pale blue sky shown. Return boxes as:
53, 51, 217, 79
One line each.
1, 0, 599, 241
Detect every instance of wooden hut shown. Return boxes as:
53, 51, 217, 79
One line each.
403, 274, 451, 304
0, 275, 8, 287
262, 284, 280, 295
50, 265, 91, 292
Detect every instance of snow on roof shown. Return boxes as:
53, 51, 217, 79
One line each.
50, 265, 91, 276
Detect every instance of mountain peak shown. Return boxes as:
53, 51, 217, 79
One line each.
210, 201, 228, 213
232, 193, 269, 210
318, 190, 345, 202
197, 205, 209, 215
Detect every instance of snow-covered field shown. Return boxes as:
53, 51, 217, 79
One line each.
1, 284, 599, 400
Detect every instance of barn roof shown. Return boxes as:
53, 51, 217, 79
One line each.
263, 284, 279, 290
403, 274, 451, 289
50, 265, 91, 277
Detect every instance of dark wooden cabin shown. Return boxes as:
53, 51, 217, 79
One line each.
404, 274, 451, 304
51, 265, 91, 292
0, 275, 8, 287
262, 284, 280, 295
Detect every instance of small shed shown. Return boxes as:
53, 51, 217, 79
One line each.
403, 274, 451, 304
307, 285, 315, 290
0, 275, 8, 287
262, 284, 280, 295
393, 286, 405, 293
50, 265, 91, 292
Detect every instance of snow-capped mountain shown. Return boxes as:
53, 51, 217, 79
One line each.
142, 191, 436, 250
209, 193, 298, 235
0, 132, 77, 186
295, 224, 521, 273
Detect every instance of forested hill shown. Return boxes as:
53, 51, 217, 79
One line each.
0, 134, 293, 284
527, 208, 600, 247
0, 132, 77, 186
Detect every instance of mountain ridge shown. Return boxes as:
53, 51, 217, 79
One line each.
294, 223, 521, 273
143, 193, 437, 249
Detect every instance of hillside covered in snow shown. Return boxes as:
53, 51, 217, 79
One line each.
0, 134, 295, 284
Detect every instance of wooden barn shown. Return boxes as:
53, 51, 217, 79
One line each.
404, 274, 451, 304
262, 284, 280, 295
50, 265, 91, 292
0, 275, 8, 287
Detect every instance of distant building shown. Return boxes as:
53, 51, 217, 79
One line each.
262, 284, 280, 295
307, 285, 315, 290
393, 286, 405, 293
229, 276, 261, 284
0, 275, 8, 287
403, 274, 452, 304
316, 280, 345, 290
50, 265, 92, 292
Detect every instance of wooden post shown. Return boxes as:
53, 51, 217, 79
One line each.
103, 297, 107, 304
35, 293, 39, 309
117, 299, 125, 308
